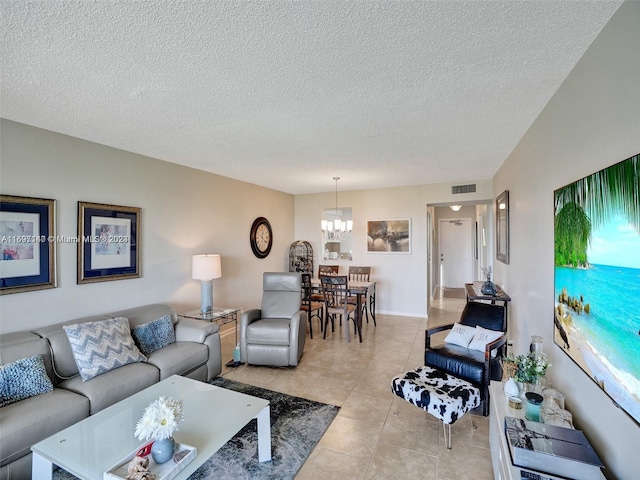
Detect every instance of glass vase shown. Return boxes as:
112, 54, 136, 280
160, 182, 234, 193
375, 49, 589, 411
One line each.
481, 276, 497, 295
151, 437, 175, 464
523, 379, 543, 395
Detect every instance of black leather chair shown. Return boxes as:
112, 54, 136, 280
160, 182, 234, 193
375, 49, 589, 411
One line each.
424, 301, 507, 416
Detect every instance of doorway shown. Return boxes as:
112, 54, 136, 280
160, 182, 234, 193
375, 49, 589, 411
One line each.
426, 203, 492, 314
438, 218, 473, 289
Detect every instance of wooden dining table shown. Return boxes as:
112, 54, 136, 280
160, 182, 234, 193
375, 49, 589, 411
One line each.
311, 278, 376, 342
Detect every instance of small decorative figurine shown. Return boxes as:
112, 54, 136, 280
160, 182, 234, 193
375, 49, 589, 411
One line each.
126, 456, 156, 480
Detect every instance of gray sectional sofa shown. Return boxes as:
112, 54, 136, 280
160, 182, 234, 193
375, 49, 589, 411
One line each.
0, 303, 222, 480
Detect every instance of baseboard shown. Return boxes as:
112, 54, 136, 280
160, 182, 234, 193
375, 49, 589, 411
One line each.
375, 309, 427, 318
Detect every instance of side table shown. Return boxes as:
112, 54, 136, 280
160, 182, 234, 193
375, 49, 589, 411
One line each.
465, 281, 511, 305
179, 307, 242, 367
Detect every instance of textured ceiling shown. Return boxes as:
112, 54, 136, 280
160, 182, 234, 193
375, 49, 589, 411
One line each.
1, 1, 622, 194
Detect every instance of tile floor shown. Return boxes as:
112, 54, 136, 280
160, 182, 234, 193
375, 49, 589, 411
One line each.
219, 294, 494, 480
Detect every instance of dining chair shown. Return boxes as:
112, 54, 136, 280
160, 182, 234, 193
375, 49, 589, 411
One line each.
310, 265, 340, 303
348, 266, 370, 282
320, 275, 361, 343
301, 273, 324, 339
347, 266, 374, 325
318, 265, 339, 275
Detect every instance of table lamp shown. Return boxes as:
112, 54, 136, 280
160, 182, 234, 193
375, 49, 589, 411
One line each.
192, 254, 222, 313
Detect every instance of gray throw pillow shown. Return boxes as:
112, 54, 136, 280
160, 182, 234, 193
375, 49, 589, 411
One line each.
63, 317, 147, 381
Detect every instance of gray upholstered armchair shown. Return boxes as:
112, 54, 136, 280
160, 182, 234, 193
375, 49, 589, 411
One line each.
239, 272, 307, 367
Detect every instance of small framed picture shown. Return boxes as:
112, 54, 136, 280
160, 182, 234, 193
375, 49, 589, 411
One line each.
366, 218, 411, 253
77, 202, 141, 284
1, 195, 57, 294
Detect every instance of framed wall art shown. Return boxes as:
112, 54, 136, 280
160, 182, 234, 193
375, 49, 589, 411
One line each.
77, 202, 140, 284
0, 195, 57, 294
496, 190, 509, 264
366, 218, 411, 253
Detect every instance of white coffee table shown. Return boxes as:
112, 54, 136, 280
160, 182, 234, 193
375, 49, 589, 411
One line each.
31, 375, 271, 480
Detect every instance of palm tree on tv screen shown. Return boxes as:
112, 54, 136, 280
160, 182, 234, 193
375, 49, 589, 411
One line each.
554, 154, 639, 267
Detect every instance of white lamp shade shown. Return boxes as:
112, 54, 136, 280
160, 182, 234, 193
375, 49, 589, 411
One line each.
192, 254, 222, 280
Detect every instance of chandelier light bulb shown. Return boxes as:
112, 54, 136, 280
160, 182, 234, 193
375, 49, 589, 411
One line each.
321, 177, 352, 242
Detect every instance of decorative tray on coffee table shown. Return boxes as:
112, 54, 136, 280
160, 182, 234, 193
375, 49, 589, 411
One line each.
103, 442, 197, 480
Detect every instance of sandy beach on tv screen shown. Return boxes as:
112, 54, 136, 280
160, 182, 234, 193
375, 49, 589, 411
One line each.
557, 323, 640, 422
554, 327, 593, 378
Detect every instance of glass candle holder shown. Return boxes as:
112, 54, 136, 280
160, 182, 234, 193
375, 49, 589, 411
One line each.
542, 387, 565, 410
552, 391, 565, 410
530, 335, 544, 356
525, 392, 543, 422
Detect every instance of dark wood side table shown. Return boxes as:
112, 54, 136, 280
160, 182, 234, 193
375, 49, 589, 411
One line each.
465, 282, 511, 305
178, 307, 241, 367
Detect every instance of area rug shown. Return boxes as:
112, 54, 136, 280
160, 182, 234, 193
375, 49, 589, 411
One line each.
53, 377, 339, 480
442, 287, 466, 299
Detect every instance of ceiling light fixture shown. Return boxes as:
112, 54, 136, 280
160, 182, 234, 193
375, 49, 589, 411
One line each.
449, 205, 462, 212
321, 177, 353, 241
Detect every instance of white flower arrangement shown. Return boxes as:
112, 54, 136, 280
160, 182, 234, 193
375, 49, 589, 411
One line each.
503, 352, 551, 385
134, 396, 185, 441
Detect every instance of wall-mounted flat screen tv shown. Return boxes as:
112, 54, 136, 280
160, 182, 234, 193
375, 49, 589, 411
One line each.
554, 153, 639, 426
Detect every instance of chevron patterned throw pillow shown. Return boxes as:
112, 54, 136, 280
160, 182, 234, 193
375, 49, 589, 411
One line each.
63, 317, 147, 382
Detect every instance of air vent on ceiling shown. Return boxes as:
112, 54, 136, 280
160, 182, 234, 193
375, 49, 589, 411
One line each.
451, 184, 476, 194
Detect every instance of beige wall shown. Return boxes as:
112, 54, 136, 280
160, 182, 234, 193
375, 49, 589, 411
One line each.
0, 118, 493, 325
294, 181, 493, 316
493, 2, 640, 478
0, 119, 294, 333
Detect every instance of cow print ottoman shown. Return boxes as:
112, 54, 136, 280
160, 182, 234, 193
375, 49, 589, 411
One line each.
391, 366, 480, 448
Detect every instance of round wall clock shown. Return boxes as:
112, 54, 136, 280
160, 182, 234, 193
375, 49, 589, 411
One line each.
250, 217, 273, 258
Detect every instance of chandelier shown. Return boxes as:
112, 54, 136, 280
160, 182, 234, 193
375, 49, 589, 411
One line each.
321, 177, 353, 242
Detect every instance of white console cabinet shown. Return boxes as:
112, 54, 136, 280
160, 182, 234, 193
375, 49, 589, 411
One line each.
489, 381, 605, 480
